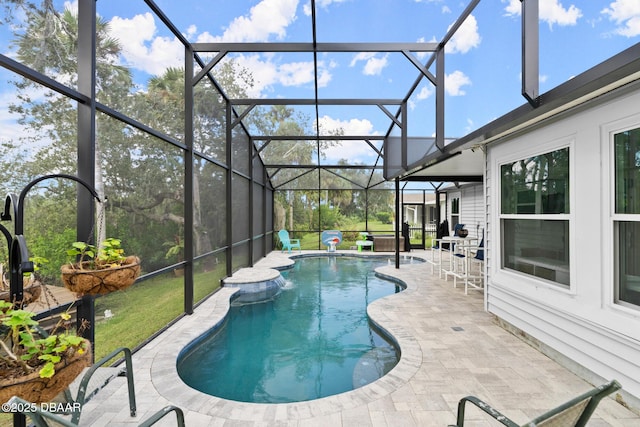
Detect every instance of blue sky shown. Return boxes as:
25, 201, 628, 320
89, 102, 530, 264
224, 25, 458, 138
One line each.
2, 0, 640, 164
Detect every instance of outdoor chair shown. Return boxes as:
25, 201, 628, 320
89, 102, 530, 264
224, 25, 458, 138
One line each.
8, 396, 185, 427
458, 235, 484, 294
427, 220, 449, 276
278, 229, 301, 253
321, 230, 342, 252
7, 346, 186, 426
449, 379, 621, 427
7, 347, 135, 426
51, 346, 137, 424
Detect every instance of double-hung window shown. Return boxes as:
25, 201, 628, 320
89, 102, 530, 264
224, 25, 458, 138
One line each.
450, 196, 460, 229
613, 126, 640, 307
500, 147, 570, 286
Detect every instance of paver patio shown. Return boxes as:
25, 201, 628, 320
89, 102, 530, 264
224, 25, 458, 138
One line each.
77, 250, 640, 426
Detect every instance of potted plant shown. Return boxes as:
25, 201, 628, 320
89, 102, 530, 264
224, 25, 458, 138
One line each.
0, 300, 91, 404
60, 238, 141, 295
0, 256, 47, 305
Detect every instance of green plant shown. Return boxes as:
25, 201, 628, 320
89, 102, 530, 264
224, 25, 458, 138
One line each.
66, 238, 128, 270
23, 255, 48, 281
0, 301, 88, 379
375, 212, 393, 224
163, 236, 184, 261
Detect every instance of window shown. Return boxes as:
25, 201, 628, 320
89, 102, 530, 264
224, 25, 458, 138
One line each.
450, 196, 460, 228
614, 127, 640, 307
500, 147, 570, 286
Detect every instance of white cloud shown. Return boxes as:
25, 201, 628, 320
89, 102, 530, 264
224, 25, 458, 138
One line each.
408, 83, 434, 110
541, 0, 582, 27
194, 31, 217, 43
416, 85, 434, 100
503, 0, 582, 28
278, 61, 315, 86
362, 54, 388, 76
229, 55, 333, 97
304, 0, 350, 15
503, 0, 520, 15
445, 70, 471, 96
416, 36, 438, 60
278, 61, 333, 87
216, 0, 298, 42
602, 0, 640, 37
316, 66, 334, 87
318, 116, 377, 136
350, 52, 374, 67
107, 0, 308, 93
350, 52, 389, 76
446, 14, 481, 54
109, 13, 184, 76
317, 116, 380, 162
231, 54, 279, 97
185, 25, 198, 39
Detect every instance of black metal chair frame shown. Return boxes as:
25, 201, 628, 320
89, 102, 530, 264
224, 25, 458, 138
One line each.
450, 379, 621, 427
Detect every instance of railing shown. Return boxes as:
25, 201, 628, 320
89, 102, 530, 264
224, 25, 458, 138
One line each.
407, 224, 436, 248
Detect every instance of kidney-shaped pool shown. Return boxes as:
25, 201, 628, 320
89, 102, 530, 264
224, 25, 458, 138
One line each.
177, 255, 417, 403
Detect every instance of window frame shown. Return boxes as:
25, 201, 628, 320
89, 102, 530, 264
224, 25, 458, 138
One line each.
449, 193, 461, 230
498, 141, 574, 289
609, 121, 640, 310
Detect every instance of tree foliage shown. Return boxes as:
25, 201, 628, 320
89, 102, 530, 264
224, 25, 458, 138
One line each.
3, 0, 397, 278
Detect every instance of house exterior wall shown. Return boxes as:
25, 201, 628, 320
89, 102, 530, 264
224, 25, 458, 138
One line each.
460, 184, 484, 240
486, 85, 640, 405
443, 184, 485, 240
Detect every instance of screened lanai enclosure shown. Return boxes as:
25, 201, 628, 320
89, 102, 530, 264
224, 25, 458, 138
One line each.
2, 0, 637, 364
0, 0, 474, 358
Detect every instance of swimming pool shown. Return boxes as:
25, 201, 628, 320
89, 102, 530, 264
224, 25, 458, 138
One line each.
177, 256, 414, 403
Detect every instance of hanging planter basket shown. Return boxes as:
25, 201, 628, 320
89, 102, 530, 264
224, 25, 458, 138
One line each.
0, 340, 92, 404
0, 281, 42, 305
61, 256, 141, 295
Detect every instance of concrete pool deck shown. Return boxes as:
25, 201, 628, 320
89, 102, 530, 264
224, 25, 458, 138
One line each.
78, 250, 640, 426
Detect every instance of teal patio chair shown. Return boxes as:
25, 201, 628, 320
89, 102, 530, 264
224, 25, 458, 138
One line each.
449, 379, 621, 427
278, 229, 301, 253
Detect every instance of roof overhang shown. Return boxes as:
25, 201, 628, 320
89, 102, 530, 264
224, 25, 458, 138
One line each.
401, 149, 483, 183
399, 42, 640, 183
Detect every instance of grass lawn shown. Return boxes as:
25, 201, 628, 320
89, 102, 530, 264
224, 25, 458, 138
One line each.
290, 220, 396, 250
94, 264, 224, 361
287, 221, 433, 250
0, 267, 224, 427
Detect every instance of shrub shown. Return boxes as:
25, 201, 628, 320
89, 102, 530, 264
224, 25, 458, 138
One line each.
375, 212, 393, 224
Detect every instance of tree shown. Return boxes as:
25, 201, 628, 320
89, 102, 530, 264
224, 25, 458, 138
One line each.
7, 3, 135, 275
6, 2, 262, 269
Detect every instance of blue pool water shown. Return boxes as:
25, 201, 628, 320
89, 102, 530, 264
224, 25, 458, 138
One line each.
177, 256, 416, 403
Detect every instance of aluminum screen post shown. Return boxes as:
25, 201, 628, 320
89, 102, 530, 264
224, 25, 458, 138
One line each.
522, 0, 540, 107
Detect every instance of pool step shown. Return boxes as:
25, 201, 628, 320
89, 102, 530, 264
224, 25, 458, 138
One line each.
352, 347, 398, 388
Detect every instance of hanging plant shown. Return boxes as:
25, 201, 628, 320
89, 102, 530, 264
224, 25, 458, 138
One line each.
0, 301, 91, 404
60, 238, 141, 295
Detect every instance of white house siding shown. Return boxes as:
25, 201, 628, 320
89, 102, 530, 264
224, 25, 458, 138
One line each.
486, 85, 640, 407
460, 184, 484, 240
443, 184, 485, 240
483, 155, 491, 310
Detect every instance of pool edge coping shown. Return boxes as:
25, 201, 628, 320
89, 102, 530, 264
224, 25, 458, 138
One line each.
148, 251, 425, 421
